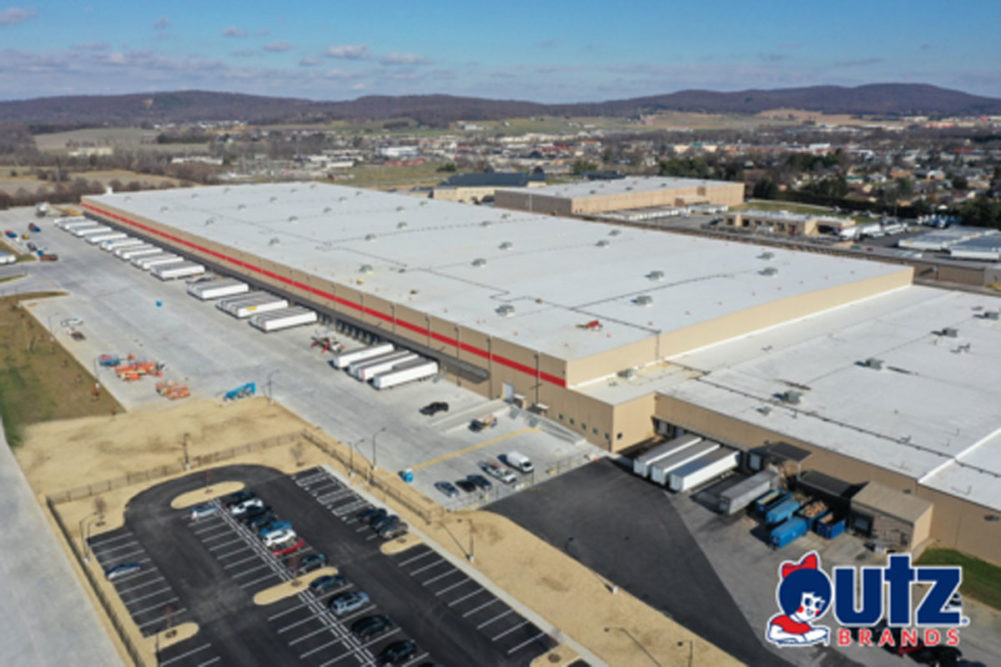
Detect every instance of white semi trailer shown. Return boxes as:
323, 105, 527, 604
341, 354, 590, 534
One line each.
371, 360, 439, 390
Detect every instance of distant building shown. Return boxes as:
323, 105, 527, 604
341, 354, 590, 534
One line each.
724, 210, 856, 237
432, 171, 546, 204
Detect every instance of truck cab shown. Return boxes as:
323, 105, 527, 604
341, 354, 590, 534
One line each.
503, 451, 534, 474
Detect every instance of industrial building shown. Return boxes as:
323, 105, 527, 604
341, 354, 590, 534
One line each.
493, 176, 744, 216
432, 171, 546, 204
80, 182, 1001, 563
724, 209, 856, 237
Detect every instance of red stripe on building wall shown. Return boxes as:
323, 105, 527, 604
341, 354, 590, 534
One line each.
82, 202, 567, 388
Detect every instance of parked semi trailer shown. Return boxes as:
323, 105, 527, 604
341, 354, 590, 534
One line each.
135, 253, 182, 270
668, 448, 740, 492
216, 292, 288, 319
765, 497, 803, 526
73, 225, 112, 237
357, 353, 420, 381
717, 469, 780, 515
152, 262, 205, 280
248, 306, 317, 332
371, 359, 438, 390
117, 246, 161, 260
102, 238, 143, 251
187, 278, 249, 301
632, 433, 703, 478
59, 220, 97, 232
649, 440, 720, 486
331, 342, 395, 369
87, 232, 127, 245
770, 516, 810, 548
349, 350, 415, 379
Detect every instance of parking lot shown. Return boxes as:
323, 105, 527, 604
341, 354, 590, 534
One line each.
12, 209, 603, 509
94, 463, 553, 666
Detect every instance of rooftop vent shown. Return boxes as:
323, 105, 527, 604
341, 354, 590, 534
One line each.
204, 217, 216, 226
596, 240, 610, 247
268, 237, 280, 246
237, 204, 246, 210
942, 327, 959, 338
160, 206, 169, 212
190, 192, 198, 198
617, 368, 637, 379
634, 295, 653, 307
359, 264, 373, 274
395, 205, 405, 212
779, 390, 802, 405
419, 201, 429, 206
288, 215, 298, 223
481, 220, 492, 227
269, 196, 278, 203
472, 258, 487, 267
760, 267, 779, 276
648, 270, 664, 281
609, 229, 621, 236
338, 196, 347, 202
864, 358, 884, 370
365, 233, 377, 241
397, 221, 408, 229
985, 311, 1000, 320
501, 213, 511, 219
759, 251, 775, 260
589, 189, 597, 195
496, 304, 515, 317
323, 206, 332, 213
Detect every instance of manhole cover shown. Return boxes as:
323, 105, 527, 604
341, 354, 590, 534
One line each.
547, 654, 561, 663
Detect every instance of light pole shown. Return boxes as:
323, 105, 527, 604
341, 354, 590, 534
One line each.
466, 518, 475, 563
78, 512, 100, 563
349, 437, 366, 478
604, 626, 662, 667
370, 427, 387, 481
267, 370, 280, 405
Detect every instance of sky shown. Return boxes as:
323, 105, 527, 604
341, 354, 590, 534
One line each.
0, 1, 999, 103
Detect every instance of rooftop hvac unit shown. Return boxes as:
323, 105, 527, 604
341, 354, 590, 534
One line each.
238, 204, 246, 210
269, 196, 277, 203
160, 206, 169, 212
396, 205, 405, 212
942, 327, 959, 338
472, 258, 487, 267
268, 237, 280, 246
190, 192, 198, 198
759, 252, 775, 260
204, 217, 215, 226
864, 358, 884, 370
324, 207, 332, 213
648, 270, 664, 281
397, 221, 408, 229
780, 390, 802, 405
499, 241, 513, 250
985, 311, 1000, 320
496, 304, 515, 317
760, 267, 779, 276
359, 264, 373, 273
288, 216, 298, 222
501, 213, 510, 219
609, 229, 621, 236
596, 240, 610, 247
618, 368, 637, 379
481, 220, 493, 227
365, 233, 377, 241
634, 295, 653, 306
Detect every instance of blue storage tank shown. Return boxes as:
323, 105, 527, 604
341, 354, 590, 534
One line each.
766, 497, 803, 525
770, 516, 809, 548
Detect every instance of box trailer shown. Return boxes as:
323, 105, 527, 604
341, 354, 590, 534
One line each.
87, 232, 127, 244
55, 217, 88, 230
151, 262, 205, 280
632, 433, 703, 478
73, 225, 112, 237
215, 292, 288, 319
371, 360, 439, 390
117, 246, 161, 260
248, 306, 317, 332
135, 253, 181, 270
349, 350, 416, 379
59, 220, 98, 232
717, 469, 780, 515
668, 448, 740, 493
331, 343, 395, 369
102, 238, 144, 251
770, 516, 809, 548
187, 278, 250, 301
358, 354, 420, 381
649, 440, 720, 486
766, 497, 803, 526
813, 510, 846, 539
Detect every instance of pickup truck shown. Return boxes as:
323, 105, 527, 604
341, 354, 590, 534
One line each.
470, 415, 498, 432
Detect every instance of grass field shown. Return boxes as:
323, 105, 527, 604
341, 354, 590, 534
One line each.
0, 292, 122, 446
340, 162, 468, 188
736, 199, 855, 219
33, 127, 208, 155
917, 548, 1001, 611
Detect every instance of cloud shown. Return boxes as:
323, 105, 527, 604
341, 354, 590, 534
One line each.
0, 7, 35, 25
231, 49, 256, 58
222, 26, 247, 38
72, 42, 110, 52
324, 69, 354, 79
535, 39, 557, 49
834, 57, 884, 67
758, 52, 788, 63
919, 43, 933, 51
324, 44, 369, 60
262, 41, 291, 52
380, 52, 432, 66
255, 28, 270, 37
153, 16, 170, 30
299, 56, 320, 67
777, 44, 800, 50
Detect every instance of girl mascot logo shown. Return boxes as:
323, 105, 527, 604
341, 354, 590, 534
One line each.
766, 552, 833, 647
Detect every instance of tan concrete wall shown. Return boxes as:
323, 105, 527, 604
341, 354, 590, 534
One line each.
565, 337, 658, 387
493, 191, 571, 215
495, 182, 743, 216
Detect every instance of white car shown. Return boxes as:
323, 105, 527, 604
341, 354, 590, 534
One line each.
481, 462, 517, 485
944, 592, 963, 614
263, 528, 297, 547
189, 504, 218, 520
230, 498, 264, 516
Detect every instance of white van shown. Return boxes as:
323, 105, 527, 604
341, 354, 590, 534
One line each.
504, 451, 534, 474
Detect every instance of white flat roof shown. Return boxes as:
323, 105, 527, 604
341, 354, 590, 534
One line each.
580, 285, 1001, 511
87, 183, 902, 363
504, 176, 737, 200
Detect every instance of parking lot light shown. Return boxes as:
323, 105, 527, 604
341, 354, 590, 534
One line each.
349, 437, 366, 478
467, 518, 475, 563
78, 511, 101, 563
370, 427, 387, 481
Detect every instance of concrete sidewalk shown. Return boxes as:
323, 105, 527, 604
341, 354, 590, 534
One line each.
0, 419, 122, 666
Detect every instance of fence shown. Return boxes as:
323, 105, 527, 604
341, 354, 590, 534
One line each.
48, 431, 303, 505
45, 496, 146, 667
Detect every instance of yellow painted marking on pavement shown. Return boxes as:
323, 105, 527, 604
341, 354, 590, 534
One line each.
410, 426, 538, 472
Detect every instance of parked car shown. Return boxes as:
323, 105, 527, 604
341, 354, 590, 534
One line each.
502, 451, 534, 474
372, 514, 399, 532
364, 508, 389, 527
229, 497, 264, 516
454, 478, 477, 493
272, 538, 306, 557
375, 639, 418, 665
434, 481, 459, 498
469, 415, 498, 432
296, 553, 328, 573
358, 507, 387, 524
222, 490, 255, 507
104, 562, 142, 581
351, 615, 393, 641
467, 474, 492, 490
481, 462, 516, 485
263, 529, 297, 547
308, 573, 347, 595
247, 513, 279, 531
188, 503, 218, 520
241, 505, 272, 523
419, 401, 449, 416
944, 592, 963, 614
379, 521, 409, 540
258, 520, 293, 538
330, 590, 370, 616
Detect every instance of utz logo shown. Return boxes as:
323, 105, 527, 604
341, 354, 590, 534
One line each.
766, 551, 965, 649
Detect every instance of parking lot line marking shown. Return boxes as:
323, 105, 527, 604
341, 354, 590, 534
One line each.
410, 426, 537, 472
123, 586, 174, 606
222, 554, 260, 568
477, 608, 514, 629
88, 532, 135, 547
435, 577, 473, 596
336, 605, 377, 624
492, 619, 530, 641
400, 653, 430, 667
196, 657, 221, 667
216, 546, 252, 560
398, 549, 435, 567
354, 525, 369, 533
506, 631, 546, 655
267, 603, 308, 621
158, 642, 212, 666
447, 587, 486, 607
198, 529, 235, 541
316, 649, 358, 667
131, 597, 181, 618
231, 563, 270, 578
356, 628, 399, 651
208, 537, 247, 551
463, 598, 499, 618
299, 637, 345, 660
117, 576, 167, 595
102, 548, 146, 561
278, 615, 321, 634
193, 521, 226, 535
409, 557, 445, 575
92, 540, 140, 555
423, 568, 462, 587
110, 568, 152, 585
288, 625, 336, 645
239, 572, 281, 589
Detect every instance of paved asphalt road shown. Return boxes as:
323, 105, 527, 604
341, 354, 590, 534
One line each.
489, 459, 792, 667
120, 464, 550, 666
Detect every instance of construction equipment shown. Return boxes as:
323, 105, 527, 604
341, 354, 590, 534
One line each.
98, 354, 129, 367
156, 381, 190, 400
470, 414, 498, 432
224, 382, 256, 401
310, 336, 344, 354
115, 360, 165, 381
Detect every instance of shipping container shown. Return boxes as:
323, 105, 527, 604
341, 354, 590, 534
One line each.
632, 433, 703, 478
668, 448, 740, 492
215, 292, 288, 319
770, 516, 809, 548
349, 350, 417, 379
649, 440, 720, 486
187, 278, 250, 301
87, 232, 127, 244
73, 225, 112, 237
371, 360, 439, 390
358, 354, 421, 381
59, 220, 97, 232
55, 217, 89, 230
754, 488, 789, 515
717, 469, 781, 515
766, 497, 803, 526
116, 246, 161, 260
151, 262, 205, 280
330, 343, 395, 369
102, 238, 144, 251
813, 510, 846, 539
248, 306, 317, 332
134, 253, 182, 270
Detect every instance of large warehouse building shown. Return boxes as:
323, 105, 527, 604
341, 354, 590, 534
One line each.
81, 182, 1001, 563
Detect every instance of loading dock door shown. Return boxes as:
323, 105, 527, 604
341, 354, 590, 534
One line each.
503, 382, 515, 403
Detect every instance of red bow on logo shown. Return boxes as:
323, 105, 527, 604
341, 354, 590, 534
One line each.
781, 553, 819, 579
